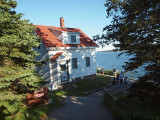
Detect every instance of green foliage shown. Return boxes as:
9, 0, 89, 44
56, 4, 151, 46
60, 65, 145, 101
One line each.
0, 92, 63, 120
97, 69, 120, 75
94, 0, 160, 87
129, 80, 160, 103
0, 0, 43, 119
98, 69, 113, 75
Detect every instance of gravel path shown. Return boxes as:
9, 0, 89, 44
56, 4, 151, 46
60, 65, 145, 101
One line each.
97, 73, 136, 95
47, 90, 115, 120
47, 74, 136, 120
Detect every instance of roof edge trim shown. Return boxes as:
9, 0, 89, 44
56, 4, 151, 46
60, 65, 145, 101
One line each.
46, 46, 98, 51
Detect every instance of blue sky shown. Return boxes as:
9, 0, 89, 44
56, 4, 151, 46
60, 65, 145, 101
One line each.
15, 0, 114, 50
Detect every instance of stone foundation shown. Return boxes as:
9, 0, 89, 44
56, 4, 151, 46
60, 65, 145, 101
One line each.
72, 74, 96, 81
83, 74, 96, 80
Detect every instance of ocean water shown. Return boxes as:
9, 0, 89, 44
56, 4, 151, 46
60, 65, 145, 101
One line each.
96, 51, 145, 79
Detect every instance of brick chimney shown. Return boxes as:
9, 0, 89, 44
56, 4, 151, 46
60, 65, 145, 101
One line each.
60, 17, 65, 28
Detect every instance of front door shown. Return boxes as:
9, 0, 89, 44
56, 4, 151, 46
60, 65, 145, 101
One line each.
60, 64, 68, 82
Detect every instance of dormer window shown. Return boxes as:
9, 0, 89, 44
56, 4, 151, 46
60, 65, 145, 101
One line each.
71, 35, 76, 43
49, 28, 80, 44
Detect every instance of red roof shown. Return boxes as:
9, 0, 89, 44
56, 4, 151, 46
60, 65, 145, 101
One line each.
50, 52, 63, 60
35, 25, 98, 48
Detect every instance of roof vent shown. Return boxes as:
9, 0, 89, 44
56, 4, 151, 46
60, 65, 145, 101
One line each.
60, 17, 65, 28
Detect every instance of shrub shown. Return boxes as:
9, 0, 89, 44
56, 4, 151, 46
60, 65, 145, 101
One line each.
97, 69, 120, 76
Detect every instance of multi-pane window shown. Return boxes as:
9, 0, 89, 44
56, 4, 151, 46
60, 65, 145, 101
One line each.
72, 58, 78, 69
86, 57, 90, 67
71, 35, 76, 43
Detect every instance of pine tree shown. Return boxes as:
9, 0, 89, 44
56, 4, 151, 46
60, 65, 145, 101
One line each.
0, 0, 42, 118
94, 0, 160, 99
94, 0, 160, 82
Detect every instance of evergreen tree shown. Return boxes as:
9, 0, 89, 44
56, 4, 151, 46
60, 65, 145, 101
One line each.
0, 0, 42, 118
94, 0, 160, 84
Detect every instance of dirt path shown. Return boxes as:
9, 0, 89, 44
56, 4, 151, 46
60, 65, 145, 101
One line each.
47, 90, 115, 120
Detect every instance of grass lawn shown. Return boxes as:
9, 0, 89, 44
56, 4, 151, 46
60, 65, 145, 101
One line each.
55, 75, 111, 96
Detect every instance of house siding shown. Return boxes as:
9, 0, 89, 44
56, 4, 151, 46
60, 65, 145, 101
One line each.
48, 48, 97, 82
66, 48, 96, 80
49, 60, 58, 90
34, 42, 51, 82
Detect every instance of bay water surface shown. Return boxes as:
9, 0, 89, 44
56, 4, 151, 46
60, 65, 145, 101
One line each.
96, 51, 145, 79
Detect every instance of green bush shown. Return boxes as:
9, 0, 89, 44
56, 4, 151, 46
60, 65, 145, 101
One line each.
104, 70, 113, 75
97, 69, 120, 76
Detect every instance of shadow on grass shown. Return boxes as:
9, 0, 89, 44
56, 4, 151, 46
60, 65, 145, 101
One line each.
55, 75, 111, 96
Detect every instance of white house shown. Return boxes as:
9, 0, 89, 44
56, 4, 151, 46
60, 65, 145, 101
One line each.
35, 17, 98, 90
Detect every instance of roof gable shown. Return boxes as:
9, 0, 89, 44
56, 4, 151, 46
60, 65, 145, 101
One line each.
50, 52, 63, 60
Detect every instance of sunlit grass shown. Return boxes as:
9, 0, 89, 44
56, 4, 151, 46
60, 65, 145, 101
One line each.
55, 75, 111, 96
